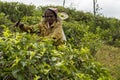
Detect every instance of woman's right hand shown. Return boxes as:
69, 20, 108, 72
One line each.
14, 19, 21, 27
14, 20, 24, 29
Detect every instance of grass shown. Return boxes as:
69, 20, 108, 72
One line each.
95, 45, 120, 80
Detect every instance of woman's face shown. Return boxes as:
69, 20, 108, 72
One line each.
45, 10, 56, 25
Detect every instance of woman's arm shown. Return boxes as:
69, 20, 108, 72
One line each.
15, 21, 40, 33
19, 24, 32, 33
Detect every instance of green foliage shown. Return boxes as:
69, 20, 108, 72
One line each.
22, 16, 41, 25
0, 13, 12, 35
0, 26, 111, 80
0, 1, 36, 22
0, 1, 120, 47
106, 18, 120, 47
0, 13, 12, 26
63, 21, 85, 48
63, 21, 102, 55
33, 6, 43, 17
1, 1, 120, 79
115, 65, 120, 80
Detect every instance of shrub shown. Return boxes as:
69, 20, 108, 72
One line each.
0, 26, 111, 80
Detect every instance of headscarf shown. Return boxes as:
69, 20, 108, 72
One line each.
43, 8, 61, 22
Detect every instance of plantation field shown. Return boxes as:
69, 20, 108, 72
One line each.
0, 1, 120, 80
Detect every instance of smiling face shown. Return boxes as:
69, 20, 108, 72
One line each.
44, 9, 57, 25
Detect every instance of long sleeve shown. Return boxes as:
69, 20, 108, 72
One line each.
19, 23, 40, 33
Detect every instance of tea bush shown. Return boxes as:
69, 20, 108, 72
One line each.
63, 21, 103, 55
0, 26, 111, 80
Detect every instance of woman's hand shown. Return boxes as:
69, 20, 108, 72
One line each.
14, 19, 21, 27
14, 20, 25, 31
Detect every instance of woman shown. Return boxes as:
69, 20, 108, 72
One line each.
15, 8, 66, 45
